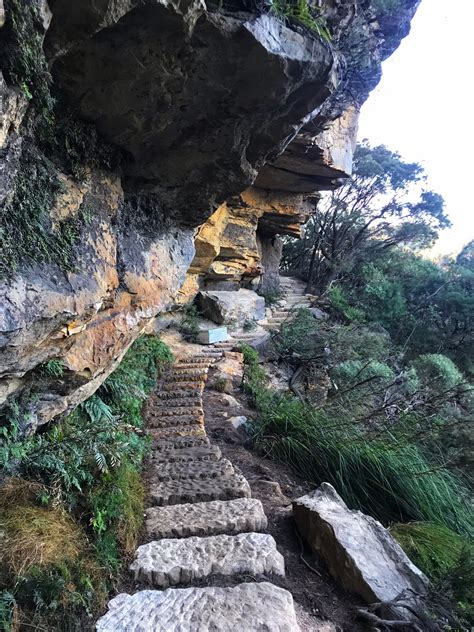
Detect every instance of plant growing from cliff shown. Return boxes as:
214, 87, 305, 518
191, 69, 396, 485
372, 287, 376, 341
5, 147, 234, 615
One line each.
269, 0, 331, 42
38, 359, 66, 379
1, 0, 55, 138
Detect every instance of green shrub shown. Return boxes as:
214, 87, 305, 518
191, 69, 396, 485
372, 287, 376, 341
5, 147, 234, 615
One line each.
392, 522, 474, 625
272, 308, 322, 361
0, 335, 171, 628
412, 354, 464, 392
38, 359, 66, 379
331, 359, 394, 387
260, 289, 282, 307
180, 304, 200, 342
328, 285, 366, 323
269, 0, 331, 41
248, 381, 474, 536
391, 522, 466, 581
243, 319, 257, 332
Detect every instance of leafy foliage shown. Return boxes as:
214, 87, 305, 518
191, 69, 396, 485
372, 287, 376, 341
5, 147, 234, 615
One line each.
0, 335, 172, 628
269, 0, 331, 40
282, 141, 449, 294
180, 304, 200, 342
246, 382, 473, 536
38, 359, 66, 379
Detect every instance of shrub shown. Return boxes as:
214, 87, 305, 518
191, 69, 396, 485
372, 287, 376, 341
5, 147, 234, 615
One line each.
272, 308, 323, 361
247, 379, 474, 536
88, 464, 144, 557
0, 335, 171, 627
391, 522, 467, 581
180, 304, 200, 342
260, 289, 282, 306
328, 285, 366, 323
38, 359, 65, 379
412, 354, 464, 392
243, 319, 257, 332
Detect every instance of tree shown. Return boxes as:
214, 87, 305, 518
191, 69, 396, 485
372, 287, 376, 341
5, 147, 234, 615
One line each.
282, 141, 450, 293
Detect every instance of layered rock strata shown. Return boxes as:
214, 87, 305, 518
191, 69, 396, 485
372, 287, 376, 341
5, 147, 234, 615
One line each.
0, 0, 419, 426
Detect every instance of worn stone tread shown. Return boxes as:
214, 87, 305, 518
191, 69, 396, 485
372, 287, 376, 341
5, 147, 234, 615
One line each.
96, 582, 300, 631
161, 381, 205, 391
148, 472, 251, 506
146, 425, 206, 440
153, 390, 203, 400
145, 498, 267, 539
148, 445, 221, 464
148, 457, 234, 482
151, 435, 210, 451
148, 407, 203, 418
131, 533, 284, 587
146, 415, 204, 429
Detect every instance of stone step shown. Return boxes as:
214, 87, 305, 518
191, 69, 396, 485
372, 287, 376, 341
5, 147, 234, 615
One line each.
147, 415, 204, 429
161, 381, 205, 392
146, 425, 206, 440
176, 358, 214, 366
170, 368, 209, 377
148, 406, 203, 417
148, 472, 251, 506
148, 445, 221, 464
96, 582, 300, 631
151, 435, 210, 452
166, 374, 208, 383
153, 390, 203, 400
150, 398, 202, 410
145, 497, 267, 539
130, 533, 285, 588
149, 458, 234, 482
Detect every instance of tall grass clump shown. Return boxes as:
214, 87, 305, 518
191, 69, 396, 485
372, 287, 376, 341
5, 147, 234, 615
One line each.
245, 358, 474, 537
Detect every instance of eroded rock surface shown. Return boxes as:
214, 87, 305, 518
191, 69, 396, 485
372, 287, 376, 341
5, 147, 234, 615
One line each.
0, 0, 420, 429
197, 289, 265, 325
96, 583, 300, 631
131, 533, 285, 587
293, 483, 428, 605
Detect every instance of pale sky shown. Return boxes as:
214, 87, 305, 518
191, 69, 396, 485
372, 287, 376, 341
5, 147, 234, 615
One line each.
358, 0, 474, 257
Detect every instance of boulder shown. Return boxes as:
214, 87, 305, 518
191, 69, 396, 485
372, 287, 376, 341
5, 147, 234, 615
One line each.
293, 483, 428, 606
196, 289, 265, 325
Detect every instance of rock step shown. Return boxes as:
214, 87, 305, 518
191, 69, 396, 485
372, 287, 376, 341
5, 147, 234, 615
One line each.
150, 397, 202, 409
161, 381, 205, 391
145, 497, 267, 539
146, 415, 204, 429
148, 445, 221, 464
130, 533, 285, 588
170, 368, 209, 376
146, 425, 206, 440
96, 582, 300, 632
148, 472, 251, 506
148, 407, 203, 418
149, 458, 234, 482
153, 390, 203, 400
166, 374, 208, 383
151, 435, 210, 451
176, 358, 214, 365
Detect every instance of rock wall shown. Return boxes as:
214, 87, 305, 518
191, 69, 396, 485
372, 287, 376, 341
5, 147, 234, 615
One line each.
0, 0, 419, 428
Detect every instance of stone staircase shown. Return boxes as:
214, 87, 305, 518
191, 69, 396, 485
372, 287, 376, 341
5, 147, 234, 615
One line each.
261, 276, 312, 332
96, 348, 300, 631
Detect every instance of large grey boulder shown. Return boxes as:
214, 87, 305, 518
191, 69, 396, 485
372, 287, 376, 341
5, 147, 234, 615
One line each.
196, 289, 265, 325
293, 483, 428, 606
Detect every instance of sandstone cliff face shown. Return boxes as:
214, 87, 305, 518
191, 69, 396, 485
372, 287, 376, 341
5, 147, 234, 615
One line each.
0, 0, 419, 428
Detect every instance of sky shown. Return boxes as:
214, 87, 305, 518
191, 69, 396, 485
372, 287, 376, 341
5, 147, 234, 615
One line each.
358, 0, 474, 257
